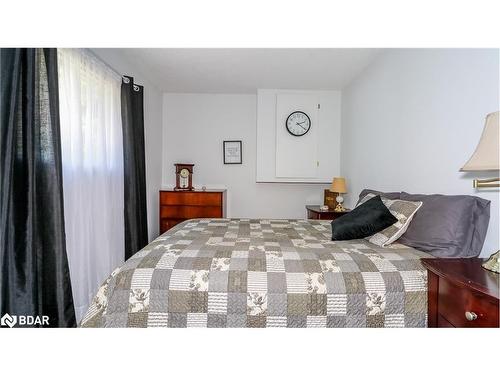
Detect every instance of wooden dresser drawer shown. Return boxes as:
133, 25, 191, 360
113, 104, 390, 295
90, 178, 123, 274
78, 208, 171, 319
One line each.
160, 191, 222, 206
160, 219, 184, 233
438, 277, 499, 328
422, 258, 499, 328
436, 314, 455, 327
160, 205, 222, 219
159, 190, 226, 234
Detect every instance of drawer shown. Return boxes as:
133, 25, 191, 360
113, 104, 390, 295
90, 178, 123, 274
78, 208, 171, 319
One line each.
437, 314, 455, 328
160, 219, 184, 234
438, 278, 499, 328
160, 205, 222, 219
160, 192, 222, 206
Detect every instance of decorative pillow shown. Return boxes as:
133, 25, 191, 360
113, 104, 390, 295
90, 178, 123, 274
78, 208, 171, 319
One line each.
357, 193, 423, 247
357, 189, 401, 206
398, 192, 490, 258
331, 195, 397, 241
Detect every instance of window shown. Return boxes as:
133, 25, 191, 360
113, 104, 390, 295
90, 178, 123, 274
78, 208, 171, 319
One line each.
58, 49, 124, 322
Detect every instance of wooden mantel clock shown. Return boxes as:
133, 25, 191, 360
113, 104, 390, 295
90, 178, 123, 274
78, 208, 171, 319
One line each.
174, 163, 194, 191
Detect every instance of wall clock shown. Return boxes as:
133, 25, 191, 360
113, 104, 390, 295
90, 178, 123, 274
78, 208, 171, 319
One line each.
174, 163, 194, 191
286, 111, 311, 136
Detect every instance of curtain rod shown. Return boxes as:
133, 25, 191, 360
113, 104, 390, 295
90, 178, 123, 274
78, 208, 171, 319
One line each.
84, 48, 123, 78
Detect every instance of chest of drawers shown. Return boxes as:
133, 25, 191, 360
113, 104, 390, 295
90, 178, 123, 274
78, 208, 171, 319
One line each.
159, 190, 226, 234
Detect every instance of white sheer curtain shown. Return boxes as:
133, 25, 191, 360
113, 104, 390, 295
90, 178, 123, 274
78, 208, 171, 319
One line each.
58, 49, 124, 322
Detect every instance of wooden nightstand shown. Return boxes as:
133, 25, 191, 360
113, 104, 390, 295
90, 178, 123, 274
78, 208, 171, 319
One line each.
421, 258, 499, 328
306, 205, 351, 221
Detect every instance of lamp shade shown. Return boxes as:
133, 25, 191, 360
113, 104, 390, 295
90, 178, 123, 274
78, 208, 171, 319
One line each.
331, 177, 347, 193
461, 111, 499, 171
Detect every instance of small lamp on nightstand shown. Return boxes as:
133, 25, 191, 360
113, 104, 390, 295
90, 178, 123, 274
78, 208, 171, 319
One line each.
331, 177, 347, 212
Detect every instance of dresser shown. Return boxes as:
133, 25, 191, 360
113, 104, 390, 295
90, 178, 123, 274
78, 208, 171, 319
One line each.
159, 190, 226, 234
306, 205, 351, 220
422, 258, 499, 328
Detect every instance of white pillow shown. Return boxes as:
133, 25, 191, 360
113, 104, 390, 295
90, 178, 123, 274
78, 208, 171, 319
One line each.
357, 193, 423, 247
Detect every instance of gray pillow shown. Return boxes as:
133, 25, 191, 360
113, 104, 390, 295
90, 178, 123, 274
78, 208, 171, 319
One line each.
398, 192, 490, 258
358, 189, 401, 203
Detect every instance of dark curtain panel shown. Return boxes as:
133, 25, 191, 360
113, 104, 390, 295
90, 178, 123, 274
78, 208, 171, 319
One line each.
0, 49, 76, 327
121, 76, 148, 260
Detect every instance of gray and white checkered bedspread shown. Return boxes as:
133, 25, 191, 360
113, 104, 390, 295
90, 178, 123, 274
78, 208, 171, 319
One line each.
81, 219, 432, 328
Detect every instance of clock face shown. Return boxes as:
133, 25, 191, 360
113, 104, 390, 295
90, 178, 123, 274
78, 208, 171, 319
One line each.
286, 111, 311, 136
179, 168, 190, 178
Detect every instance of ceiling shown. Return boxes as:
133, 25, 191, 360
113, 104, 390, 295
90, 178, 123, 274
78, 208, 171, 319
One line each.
104, 48, 381, 93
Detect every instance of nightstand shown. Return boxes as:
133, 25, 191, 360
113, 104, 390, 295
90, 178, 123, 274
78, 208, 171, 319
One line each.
421, 258, 499, 328
306, 205, 351, 221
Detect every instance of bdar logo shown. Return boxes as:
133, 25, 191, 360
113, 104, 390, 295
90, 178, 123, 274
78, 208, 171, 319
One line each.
1, 313, 17, 328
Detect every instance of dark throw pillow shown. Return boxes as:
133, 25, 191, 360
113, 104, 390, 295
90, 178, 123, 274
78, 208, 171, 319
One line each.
331, 195, 398, 241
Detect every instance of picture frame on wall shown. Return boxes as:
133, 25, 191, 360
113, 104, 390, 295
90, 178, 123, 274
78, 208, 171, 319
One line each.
223, 140, 242, 164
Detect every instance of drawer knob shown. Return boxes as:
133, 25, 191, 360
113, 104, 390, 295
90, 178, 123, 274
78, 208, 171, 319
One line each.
465, 311, 478, 321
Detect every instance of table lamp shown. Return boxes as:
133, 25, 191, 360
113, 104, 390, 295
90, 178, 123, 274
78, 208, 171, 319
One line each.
460, 111, 499, 273
331, 177, 347, 212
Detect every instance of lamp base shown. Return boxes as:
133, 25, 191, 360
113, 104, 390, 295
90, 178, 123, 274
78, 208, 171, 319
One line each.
334, 194, 345, 212
334, 203, 345, 212
482, 250, 499, 273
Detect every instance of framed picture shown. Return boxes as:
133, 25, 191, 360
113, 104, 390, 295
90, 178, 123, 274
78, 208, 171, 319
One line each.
223, 140, 242, 164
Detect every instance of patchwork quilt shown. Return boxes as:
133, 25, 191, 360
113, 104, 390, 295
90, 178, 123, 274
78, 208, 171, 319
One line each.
81, 219, 432, 328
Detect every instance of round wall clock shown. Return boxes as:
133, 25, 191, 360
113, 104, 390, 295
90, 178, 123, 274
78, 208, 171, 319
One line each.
286, 111, 311, 136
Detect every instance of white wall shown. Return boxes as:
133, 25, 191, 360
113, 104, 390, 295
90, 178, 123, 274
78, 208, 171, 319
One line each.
91, 49, 163, 240
341, 49, 499, 257
162, 93, 329, 218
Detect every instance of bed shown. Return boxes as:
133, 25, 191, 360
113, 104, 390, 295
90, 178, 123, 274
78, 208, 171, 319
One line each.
81, 218, 433, 328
